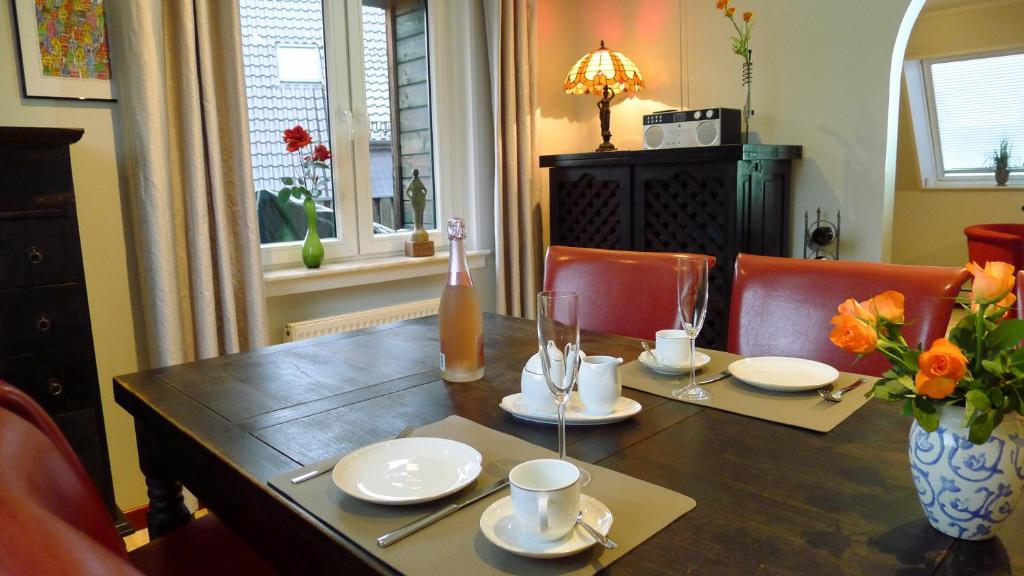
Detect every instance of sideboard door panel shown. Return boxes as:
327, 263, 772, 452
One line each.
550, 167, 631, 250
634, 163, 737, 348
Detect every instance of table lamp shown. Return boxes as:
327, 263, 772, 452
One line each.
564, 40, 644, 152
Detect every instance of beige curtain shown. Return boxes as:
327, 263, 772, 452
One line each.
108, 0, 268, 367
486, 0, 540, 318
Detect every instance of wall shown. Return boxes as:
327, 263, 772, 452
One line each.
892, 0, 1024, 267
537, 0, 917, 262
0, 5, 147, 508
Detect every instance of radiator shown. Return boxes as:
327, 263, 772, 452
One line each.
283, 298, 440, 342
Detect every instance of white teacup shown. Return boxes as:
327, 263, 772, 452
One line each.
578, 355, 623, 415
509, 459, 581, 542
655, 329, 692, 367
521, 353, 560, 414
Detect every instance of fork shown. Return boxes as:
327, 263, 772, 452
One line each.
816, 378, 867, 407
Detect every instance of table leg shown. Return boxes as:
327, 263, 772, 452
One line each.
135, 419, 192, 538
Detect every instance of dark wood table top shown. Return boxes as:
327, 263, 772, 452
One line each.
114, 314, 1022, 575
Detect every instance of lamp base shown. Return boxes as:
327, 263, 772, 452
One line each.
596, 86, 616, 153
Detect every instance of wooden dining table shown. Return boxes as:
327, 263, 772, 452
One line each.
114, 314, 1022, 575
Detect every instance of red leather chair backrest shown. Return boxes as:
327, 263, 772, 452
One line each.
0, 381, 138, 575
729, 254, 969, 377
1017, 270, 1024, 319
543, 246, 716, 341
964, 224, 1024, 270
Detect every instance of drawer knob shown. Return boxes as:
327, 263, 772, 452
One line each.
47, 379, 63, 397
36, 315, 52, 332
27, 247, 43, 264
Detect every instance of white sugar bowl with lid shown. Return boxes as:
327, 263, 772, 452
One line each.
521, 353, 560, 414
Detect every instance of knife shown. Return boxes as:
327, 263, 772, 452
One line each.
697, 370, 731, 385
377, 476, 510, 548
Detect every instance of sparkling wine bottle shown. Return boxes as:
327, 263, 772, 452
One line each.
438, 217, 484, 382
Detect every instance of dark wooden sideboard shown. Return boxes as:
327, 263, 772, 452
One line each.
0, 127, 124, 530
540, 145, 802, 348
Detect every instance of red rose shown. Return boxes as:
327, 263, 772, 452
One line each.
283, 124, 312, 152
312, 143, 332, 162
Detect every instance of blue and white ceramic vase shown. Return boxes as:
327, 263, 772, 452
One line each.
909, 406, 1024, 540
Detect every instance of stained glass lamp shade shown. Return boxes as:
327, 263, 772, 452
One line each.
564, 41, 644, 151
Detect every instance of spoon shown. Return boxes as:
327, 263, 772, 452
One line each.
575, 512, 617, 549
641, 341, 662, 364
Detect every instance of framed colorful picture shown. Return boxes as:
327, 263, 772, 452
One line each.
11, 0, 115, 101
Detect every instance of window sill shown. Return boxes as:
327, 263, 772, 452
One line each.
918, 184, 1024, 191
263, 250, 490, 297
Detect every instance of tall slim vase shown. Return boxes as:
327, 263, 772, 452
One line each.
742, 49, 753, 144
302, 197, 324, 269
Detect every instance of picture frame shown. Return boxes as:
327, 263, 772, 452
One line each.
11, 0, 116, 101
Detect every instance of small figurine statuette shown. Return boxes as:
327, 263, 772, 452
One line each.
404, 169, 435, 257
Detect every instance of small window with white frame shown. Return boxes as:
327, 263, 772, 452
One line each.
904, 50, 1024, 188
239, 0, 439, 267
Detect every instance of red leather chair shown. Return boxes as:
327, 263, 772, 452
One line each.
1017, 270, 1024, 319
543, 246, 716, 340
0, 381, 276, 576
965, 224, 1024, 271
729, 254, 969, 377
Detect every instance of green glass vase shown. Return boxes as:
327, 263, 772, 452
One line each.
301, 197, 324, 269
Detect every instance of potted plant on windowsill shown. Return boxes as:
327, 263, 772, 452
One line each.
260, 124, 332, 269
992, 139, 1012, 186
830, 261, 1024, 540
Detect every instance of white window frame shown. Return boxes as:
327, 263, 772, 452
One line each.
260, 0, 450, 270
904, 50, 1024, 189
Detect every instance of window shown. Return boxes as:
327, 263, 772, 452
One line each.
905, 50, 1024, 187
240, 0, 438, 265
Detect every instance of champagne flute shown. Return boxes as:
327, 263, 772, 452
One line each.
536, 290, 591, 486
671, 256, 711, 401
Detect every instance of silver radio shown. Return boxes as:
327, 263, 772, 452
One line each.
642, 108, 741, 150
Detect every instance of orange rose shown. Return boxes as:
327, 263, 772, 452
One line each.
865, 290, 905, 324
971, 291, 1017, 320
914, 338, 967, 400
715, 0, 728, 9
966, 261, 1015, 304
837, 297, 876, 323
283, 124, 312, 153
743, 11, 753, 22
725, 6, 736, 16
829, 313, 878, 355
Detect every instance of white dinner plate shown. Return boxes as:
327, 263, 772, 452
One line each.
332, 437, 482, 505
499, 393, 642, 425
479, 494, 613, 559
638, 350, 711, 375
727, 356, 839, 392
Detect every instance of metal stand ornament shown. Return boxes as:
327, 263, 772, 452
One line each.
803, 208, 841, 260
404, 169, 435, 257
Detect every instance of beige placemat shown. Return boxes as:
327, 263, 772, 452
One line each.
622, 350, 875, 432
268, 415, 695, 575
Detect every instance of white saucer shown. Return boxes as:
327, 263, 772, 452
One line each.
332, 437, 482, 505
638, 350, 711, 375
728, 356, 839, 392
479, 494, 613, 558
499, 393, 642, 425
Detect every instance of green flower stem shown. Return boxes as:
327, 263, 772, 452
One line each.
876, 339, 917, 374
975, 302, 986, 375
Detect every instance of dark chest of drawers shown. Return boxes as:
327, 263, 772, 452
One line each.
540, 145, 802, 349
0, 127, 120, 526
